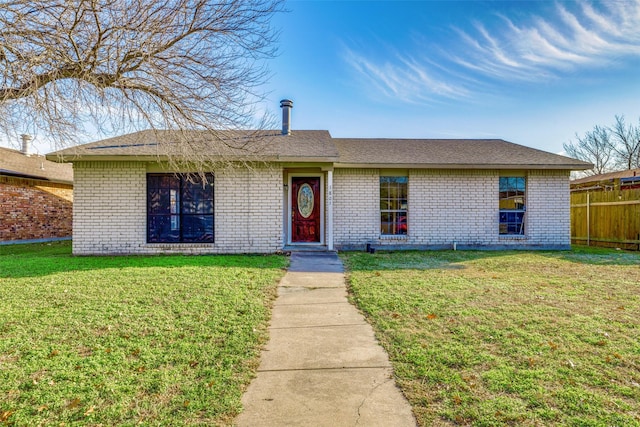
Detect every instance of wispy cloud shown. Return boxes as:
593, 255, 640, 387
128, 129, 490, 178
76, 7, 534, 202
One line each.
343, 1, 640, 104
458, 1, 640, 80
343, 46, 471, 105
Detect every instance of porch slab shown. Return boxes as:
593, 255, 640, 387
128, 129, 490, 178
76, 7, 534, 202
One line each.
287, 252, 345, 273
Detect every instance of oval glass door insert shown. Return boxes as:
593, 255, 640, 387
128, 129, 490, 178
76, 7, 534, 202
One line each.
297, 183, 314, 218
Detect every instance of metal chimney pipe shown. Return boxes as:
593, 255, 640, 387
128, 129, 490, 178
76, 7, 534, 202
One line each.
280, 99, 293, 135
21, 134, 33, 156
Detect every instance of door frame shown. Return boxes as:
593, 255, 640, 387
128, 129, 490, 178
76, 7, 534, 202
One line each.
287, 172, 325, 246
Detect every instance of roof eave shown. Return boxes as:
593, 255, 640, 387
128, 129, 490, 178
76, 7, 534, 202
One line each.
334, 162, 593, 170
0, 170, 73, 185
46, 154, 341, 164
46, 154, 164, 163
276, 156, 339, 163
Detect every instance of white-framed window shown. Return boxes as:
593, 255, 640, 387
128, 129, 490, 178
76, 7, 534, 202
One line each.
380, 176, 408, 235
499, 176, 526, 235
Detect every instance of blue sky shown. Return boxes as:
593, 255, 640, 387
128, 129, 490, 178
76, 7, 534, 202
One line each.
3, 1, 639, 156
262, 0, 640, 154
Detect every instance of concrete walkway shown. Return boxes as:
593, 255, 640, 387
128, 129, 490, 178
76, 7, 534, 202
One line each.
235, 252, 416, 427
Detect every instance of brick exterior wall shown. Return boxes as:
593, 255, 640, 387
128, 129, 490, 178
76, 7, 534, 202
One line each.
333, 168, 571, 250
213, 166, 283, 253
71, 161, 283, 255
525, 169, 571, 246
0, 176, 73, 242
71, 162, 571, 254
333, 169, 379, 246
409, 169, 497, 246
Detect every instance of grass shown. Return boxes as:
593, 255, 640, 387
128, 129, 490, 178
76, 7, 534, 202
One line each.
341, 247, 640, 426
0, 241, 287, 426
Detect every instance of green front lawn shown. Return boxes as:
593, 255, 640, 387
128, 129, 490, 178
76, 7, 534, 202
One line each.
342, 248, 640, 426
0, 242, 286, 426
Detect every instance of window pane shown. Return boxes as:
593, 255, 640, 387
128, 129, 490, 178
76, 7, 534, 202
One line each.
148, 175, 180, 215
380, 176, 393, 184
396, 213, 407, 235
499, 176, 526, 235
148, 189, 172, 214
160, 175, 178, 188
170, 214, 180, 231
170, 189, 179, 214
380, 185, 389, 200
147, 173, 214, 243
380, 176, 408, 235
381, 212, 393, 235
183, 179, 214, 214
388, 185, 398, 199
148, 215, 180, 242
182, 215, 214, 242
399, 185, 407, 199
149, 174, 179, 190
148, 189, 161, 213
499, 211, 525, 235
381, 211, 407, 235
387, 198, 399, 210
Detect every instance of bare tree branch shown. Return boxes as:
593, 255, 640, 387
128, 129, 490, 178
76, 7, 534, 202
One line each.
0, 0, 283, 169
609, 115, 640, 171
564, 125, 615, 175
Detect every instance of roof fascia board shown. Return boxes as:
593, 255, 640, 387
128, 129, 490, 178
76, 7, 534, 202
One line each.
46, 156, 591, 171
272, 157, 339, 163
46, 155, 166, 163
333, 163, 592, 170
46, 155, 340, 163
280, 161, 335, 168
0, 172, 73, 186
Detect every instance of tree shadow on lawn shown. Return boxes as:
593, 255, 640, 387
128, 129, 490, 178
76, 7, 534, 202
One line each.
340, 245, 639, 272
0, 241, 288, 279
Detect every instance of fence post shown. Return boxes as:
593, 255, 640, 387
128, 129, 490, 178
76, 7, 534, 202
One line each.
586, 192, 590, 246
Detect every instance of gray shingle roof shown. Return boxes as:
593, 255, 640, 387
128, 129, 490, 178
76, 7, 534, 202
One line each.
47, 129, 592, 170
1, 146, 73, 184
333, 138, 592, 169
47, 129, 338, 162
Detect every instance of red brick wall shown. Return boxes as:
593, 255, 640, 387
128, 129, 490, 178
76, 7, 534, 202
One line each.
0, 176, 73, 241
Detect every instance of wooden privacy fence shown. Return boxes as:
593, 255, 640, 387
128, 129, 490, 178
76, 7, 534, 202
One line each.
571, 188, 640, 250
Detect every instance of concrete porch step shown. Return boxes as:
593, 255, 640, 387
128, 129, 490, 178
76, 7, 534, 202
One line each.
282, 244, 331, 252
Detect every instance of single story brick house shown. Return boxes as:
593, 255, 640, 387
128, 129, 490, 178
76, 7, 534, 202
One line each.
1, 137, 73, 243
571, 168, 640, 192
48, 101, 591, 255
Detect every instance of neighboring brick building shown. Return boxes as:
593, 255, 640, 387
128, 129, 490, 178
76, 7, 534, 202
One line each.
1, 140, 73, 243
48, 101, 590, 255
